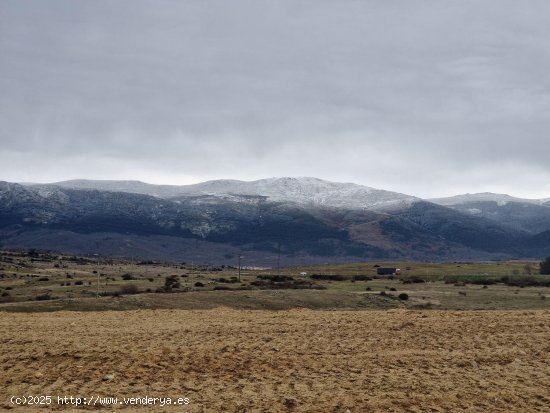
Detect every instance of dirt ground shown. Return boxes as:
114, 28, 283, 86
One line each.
1, 309, 549, 413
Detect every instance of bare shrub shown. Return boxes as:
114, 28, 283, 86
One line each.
119, 284, 139, 295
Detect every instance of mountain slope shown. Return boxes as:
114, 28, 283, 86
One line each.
3, 179, 546, 262
28, 177, 419, 211
171, 177, 419, 211
429, 192, 550, 234
391, 201, 526, 253
1, 182, 387, 262
429, 192, 545, 206
28, 179, 187, 198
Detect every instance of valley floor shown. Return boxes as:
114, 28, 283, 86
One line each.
1, 309, 549, 412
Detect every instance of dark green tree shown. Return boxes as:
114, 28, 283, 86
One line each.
540, 257, 550, 275
163, 275, 180, 292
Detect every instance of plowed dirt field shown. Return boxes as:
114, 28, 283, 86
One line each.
1, 309, 549, 412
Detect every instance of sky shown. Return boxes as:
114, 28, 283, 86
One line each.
1, 0, 550, 199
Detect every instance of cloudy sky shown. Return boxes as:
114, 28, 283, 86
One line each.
1, 0, 550, 198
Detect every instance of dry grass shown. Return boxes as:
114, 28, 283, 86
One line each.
1, 309, 549, 412
2, 251, 549, 312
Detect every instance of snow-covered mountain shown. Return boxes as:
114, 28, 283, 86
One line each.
172, 177, 419, 211
429, 192, 546, 206
429, 192, 550, 233
28, 177, 419, 211
5, 179, 550, 261
30, 179, 186, 198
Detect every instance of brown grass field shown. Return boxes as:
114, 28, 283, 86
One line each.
1, 308, 549, 412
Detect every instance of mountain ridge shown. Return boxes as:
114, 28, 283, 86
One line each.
429, 192, 548, 206
3, 178, 548, 263
23, 178, 550, 206
24, 177, 420, 212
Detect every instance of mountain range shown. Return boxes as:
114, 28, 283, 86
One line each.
1, 177, 549, 265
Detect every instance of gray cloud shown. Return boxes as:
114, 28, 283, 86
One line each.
1, 0, 550, 197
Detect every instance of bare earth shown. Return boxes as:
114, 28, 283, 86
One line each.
1, 309, 549, 413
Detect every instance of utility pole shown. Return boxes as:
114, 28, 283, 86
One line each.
238, 255, 243, 282
277, 243, 281, 277
94, 253, 100, 298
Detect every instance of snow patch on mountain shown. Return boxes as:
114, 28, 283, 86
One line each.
26, 177, 419, 211
174, 177, 418, 211
429, 192, 544, 206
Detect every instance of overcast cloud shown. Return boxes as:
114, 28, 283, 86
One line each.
1, 0, 550, 198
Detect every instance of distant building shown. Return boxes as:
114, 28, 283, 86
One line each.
376, 267, 401, 276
